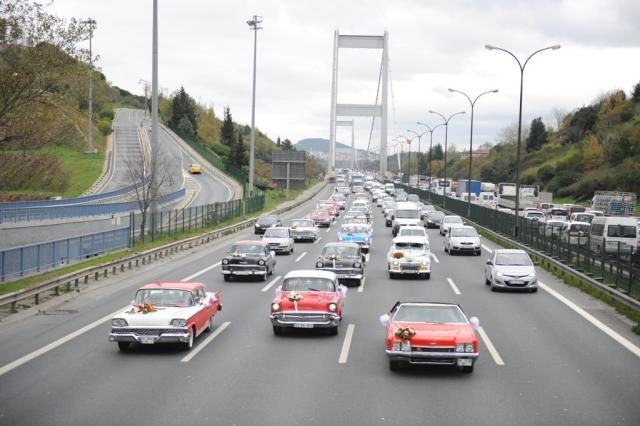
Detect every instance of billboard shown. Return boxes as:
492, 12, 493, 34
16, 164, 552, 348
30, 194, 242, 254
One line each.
272, 151, 306, 189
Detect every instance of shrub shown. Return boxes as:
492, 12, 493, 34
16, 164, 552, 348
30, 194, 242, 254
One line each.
211, 141, 230, 157
97, 118, 113, 136
99, 109, 114, 120
537, 165, 555, 183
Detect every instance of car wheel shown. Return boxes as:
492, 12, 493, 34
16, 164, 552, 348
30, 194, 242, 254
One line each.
389, 272, 396, 279
328, 325, 339, 336
389, 360, 404, 371
290, 246, 294, 254
476, 250, 482, 256
530, 288, 538, 293
490, 280, 497, 292
444, 245, 448, 253
272, 325, 284, 336
223, 275, 231, 282
262, 273, 268, 282
117, 342, 130, 352
485, 275, 490, 285
424, 273, 430, 279
183, 328, 194, 351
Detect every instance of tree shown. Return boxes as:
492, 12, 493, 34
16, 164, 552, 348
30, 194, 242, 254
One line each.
220, 106, 235, 146
431, 144, 444, 161
551, 107, 566, 131
177, 116, 195, 138
632, 81, 640, 103
229, 131, 247, 169
276, 136, 281, 147
583, 134, 604, 170
281, 138, 294, 151
169, 86, 197, 136
526, 117, 547, 152
196, 106, 220, 145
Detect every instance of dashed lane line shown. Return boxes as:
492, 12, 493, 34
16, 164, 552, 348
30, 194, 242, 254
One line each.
326, 226, 332, 233
295, 251, 307, 262
338, 324, 356, 364
357, 277, 366, 293
261, 275, 282, 292
181, 321, 231, 363
481, 244, 493, 253
477, 326, 505, 366
181, 261, 221, 282
539, 281, 640, 358
431, 253, 440, 264
314, 237, 322, 245
446, 277, 461, 295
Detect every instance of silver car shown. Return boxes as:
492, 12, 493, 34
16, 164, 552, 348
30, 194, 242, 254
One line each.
484, 249, 537, 292
444, 225, 481, 255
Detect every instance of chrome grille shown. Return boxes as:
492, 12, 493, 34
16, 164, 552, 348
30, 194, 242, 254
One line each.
111, 328, 176, 336
412, 346, 455, 353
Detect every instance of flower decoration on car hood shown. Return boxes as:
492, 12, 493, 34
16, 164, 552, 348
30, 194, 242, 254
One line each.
137, 303, 155, 314
287, 291, 303, 302
392, 252, 404, 259
329, 254, 339, 260
394, 326, 416, 341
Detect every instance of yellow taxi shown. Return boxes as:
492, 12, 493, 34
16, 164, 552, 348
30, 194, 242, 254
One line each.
188, 164, 202, 174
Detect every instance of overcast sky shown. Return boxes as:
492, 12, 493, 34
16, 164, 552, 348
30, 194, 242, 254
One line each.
49, 0, 640, 153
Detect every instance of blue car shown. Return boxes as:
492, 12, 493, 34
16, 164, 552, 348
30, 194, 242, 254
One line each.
338, 224, 372, 253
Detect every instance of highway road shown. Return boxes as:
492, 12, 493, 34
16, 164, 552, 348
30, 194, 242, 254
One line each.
0, 185, 638, 426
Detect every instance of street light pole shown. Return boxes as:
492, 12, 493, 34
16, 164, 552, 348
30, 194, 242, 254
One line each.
448, 88, 498, 218
407, 130, 425, 186
485, 43, 560, 239
428, 111, 465, 208
247, 15, 263, 197
84, 18, 96, 154
417, 121, 445, 195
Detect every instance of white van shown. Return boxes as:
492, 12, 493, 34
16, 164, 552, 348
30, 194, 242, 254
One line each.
385, 183, 395, 194
589, 216, 640, 255
478, 191, 496, 208
391, 201, 421, 236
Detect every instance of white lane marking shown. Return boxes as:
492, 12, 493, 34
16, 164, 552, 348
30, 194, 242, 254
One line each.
0, 306, 127, 378
446, 277, 461, 295
338, 323, 355, 364
364, 253, 370, 263
181, 261, 221, 282
295, 251, 307, 262
314, 237, 322, 244
477, 326, 505, 366
431, 253, 440, 264
326, 226, 332, 233
539, 281, 640, 358
481, 244, 493, 253
358, 277, 366, 293
261, 275, 282, 292
181, 321, 231, 363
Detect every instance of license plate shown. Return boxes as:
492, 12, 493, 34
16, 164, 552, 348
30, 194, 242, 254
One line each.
510, 280, 524, 285
140, 336, 156, 344
457, 358, 473, 367
234, 271, 251, 275
293, 323, 313, 328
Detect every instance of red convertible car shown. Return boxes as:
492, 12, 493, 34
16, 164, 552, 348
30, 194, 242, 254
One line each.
270, 270, 346, 336
310, 209, 333, 227
109, 282, 222, 351
380, 301, 479, 372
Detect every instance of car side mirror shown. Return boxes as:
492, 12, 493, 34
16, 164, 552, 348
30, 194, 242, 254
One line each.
270, 251, 276, 257
379, 313, 390, 327
486, 259, 491, 265
469, 316, 480, 329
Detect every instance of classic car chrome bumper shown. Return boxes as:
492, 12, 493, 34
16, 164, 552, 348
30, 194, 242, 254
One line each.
221, 267, 267, 276
109, 327, 191, 344
388, 265, 431, 274
386, 349, 479, 365
317, 267, 363, 281
291, 231, 317, 241
270, 311, 340, 328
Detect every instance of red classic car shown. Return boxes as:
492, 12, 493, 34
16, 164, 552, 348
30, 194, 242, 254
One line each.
270, 270, 346, 336
380, 301, 479, 372
109, 282, 222, 351
310, 209, 333, 227
318, 201, 340, 218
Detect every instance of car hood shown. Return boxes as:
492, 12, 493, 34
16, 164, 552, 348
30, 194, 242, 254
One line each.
273, 291, 339, 311
449, 236, 480, 244
318, 256, 360, 266
263, 237, 289, 243
339, 233, 369, 242
290, 226, 316, 233
495, 265, 535, 276
391, 322, 475, 346
116, 306, 201, 326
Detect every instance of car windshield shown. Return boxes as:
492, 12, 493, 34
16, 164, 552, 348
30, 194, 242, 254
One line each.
395, 209, 419, 219
429, 212, 445, 219
575, 214, 593, 222
422, 205, 436, 212
393, 305, 466, 324
134, 289, 194, 307
495, 252, 532, 266
291, 220, 314, 228
259, 215, 278, 225
341, 225, 368, 234
450, 228, 478, 237
229, 244, 265, 255
568, 224, 590, 233
549, 209, 567, 216
399, 229, 425, 237
444, 216, 463, 224
264, 229, 289, 238
282, 277, 335, 292
322, 245, 359, 257
394, 242, 427, 252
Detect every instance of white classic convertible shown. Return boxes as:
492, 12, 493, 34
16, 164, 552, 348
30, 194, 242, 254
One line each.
109, 282, 222, 351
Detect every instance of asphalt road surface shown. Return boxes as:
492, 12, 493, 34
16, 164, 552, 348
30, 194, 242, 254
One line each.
0, 185, 638, 426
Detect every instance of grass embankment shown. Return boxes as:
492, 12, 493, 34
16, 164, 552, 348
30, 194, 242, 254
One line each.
43, 142, 105, 198
0, 180, 322, 296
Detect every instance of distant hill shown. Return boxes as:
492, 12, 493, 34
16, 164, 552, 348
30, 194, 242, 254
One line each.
295, 138, 364, 153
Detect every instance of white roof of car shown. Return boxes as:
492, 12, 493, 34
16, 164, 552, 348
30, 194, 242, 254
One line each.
392, 236, 429, 244
283, 270, 337, 280
397, 226, 426, 233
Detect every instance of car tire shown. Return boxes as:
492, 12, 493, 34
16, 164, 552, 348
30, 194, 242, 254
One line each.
328, 325, 339, 336
444, 245, 448, 253
389, 272, 396, 279
389, 360, 404, 371
490, 280, 497, 292
424, 273, 430, 279
183, 328, 194, 351
485, 275, 490, 285
530, 288, 538, 293
117, 342, 130, 352
272, 325, 284, 336
262, 273, 268, 282
476, 250, 482, 256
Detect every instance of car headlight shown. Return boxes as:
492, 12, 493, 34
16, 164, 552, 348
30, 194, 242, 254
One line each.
456, 343, 465, 352
255, 224, 261, 227
465, 343, 474, 353
271, 303, 281, 311
111, 318, 128, 327
222, 258, 229, 265
496, 271, 504, 277
421, 259, 430, 266
401, 341, 411, 352
316, 261, 324, 268
527, 273, 536, 279
170, 319, 186, 327
392, 260, 399, 266
328, 302, 337, 312
353, 262, 361, 268
392, 342, 401, 351
258, 259, 265, 266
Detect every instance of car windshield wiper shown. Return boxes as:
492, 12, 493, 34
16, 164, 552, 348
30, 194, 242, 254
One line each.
306, 287, 321, 292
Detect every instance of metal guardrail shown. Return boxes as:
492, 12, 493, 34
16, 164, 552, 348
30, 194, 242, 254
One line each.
397, 183, 640, 311
0, 181, 328, 316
